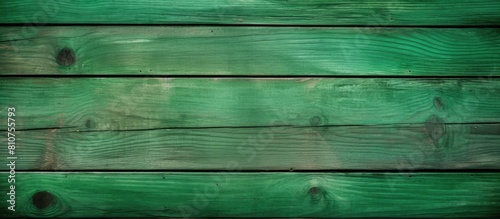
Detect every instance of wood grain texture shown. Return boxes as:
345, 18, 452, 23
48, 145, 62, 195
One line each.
1, 78, 499, 130
1, 172, 499, 218
1, 0, 500, 25
1, 27, 499, 76
1, 123, 499, 170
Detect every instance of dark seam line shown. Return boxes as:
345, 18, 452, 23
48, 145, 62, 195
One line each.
5, 122, 500, 133
1, 75, 500, 79
9, 169, 500, 173
0, 23, 500, 28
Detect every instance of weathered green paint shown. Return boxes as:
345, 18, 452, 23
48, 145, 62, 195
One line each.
1, 1, 499, 218
1, 27, 499, 76
2, 78, 499, 171
1, 0, 500, 25
1, 123, 498, 171
1, 78, 499, 130
1, 173, 499, 218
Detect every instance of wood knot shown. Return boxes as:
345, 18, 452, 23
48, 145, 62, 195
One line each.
308, 186, 326, 203
57, 47, 76, 66
85, 118, 95, 129
425, 115, 445, 145
433, 97, 444, 111
32, 191, 56, 209
309, 186, 320, 195
310, 116, 322, 126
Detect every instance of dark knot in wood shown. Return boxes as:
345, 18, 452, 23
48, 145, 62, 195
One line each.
32, 191, 56, 209
57, 47, 76, 66
309, 186, 320, 195
308, 186, 326, 203
85, 119, 94, 128
433, 97, 444, 111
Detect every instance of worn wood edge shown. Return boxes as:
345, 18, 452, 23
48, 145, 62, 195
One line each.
1, 0, 500, 25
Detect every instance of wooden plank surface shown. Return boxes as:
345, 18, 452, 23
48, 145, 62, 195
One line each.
1, 0, 500, 25
1, 78, 499, 130
1, 1, 499, 218
1, 123, 499, 170
1, 27, 499, 76
1, 78, 499, 170
1, 172, 499, 218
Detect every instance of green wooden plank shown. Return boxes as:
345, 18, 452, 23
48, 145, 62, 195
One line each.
1, 27, 499, 76
1, 0, 500, 25
1, 123, 499, 170
0, 172, 499, 217
1, 78, 499, 130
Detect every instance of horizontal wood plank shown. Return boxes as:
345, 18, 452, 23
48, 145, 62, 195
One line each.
1, 172, 499, 217
1, 78, 499, 170
1, 27, 499, 76
1, 78, 499, 130
1, 123, 499, 170
1, 0, 500, 25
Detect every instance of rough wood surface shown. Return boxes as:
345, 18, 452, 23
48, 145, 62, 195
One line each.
1, 27, 499, 75
0, 123, 498, 171
1, 172, 499, 218
1, 78, 499, 130
1, 78, 499, 171
1, 0, 500, 25
1, 1, 499, 218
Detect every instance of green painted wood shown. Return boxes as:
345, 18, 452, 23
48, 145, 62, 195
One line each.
1, 172, 499, 217
1, 78, 499, 130
1, 78, 499, 171
1, 0, 500, 25
1, 27, 499, 76
1, 123, 499, 170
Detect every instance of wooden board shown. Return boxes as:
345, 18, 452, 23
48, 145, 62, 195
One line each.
1, 78, 499, 130
1, 123, 499, 171
1, 172, 499, 218
1, 27, 499, 76
1, 0, 500, 25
